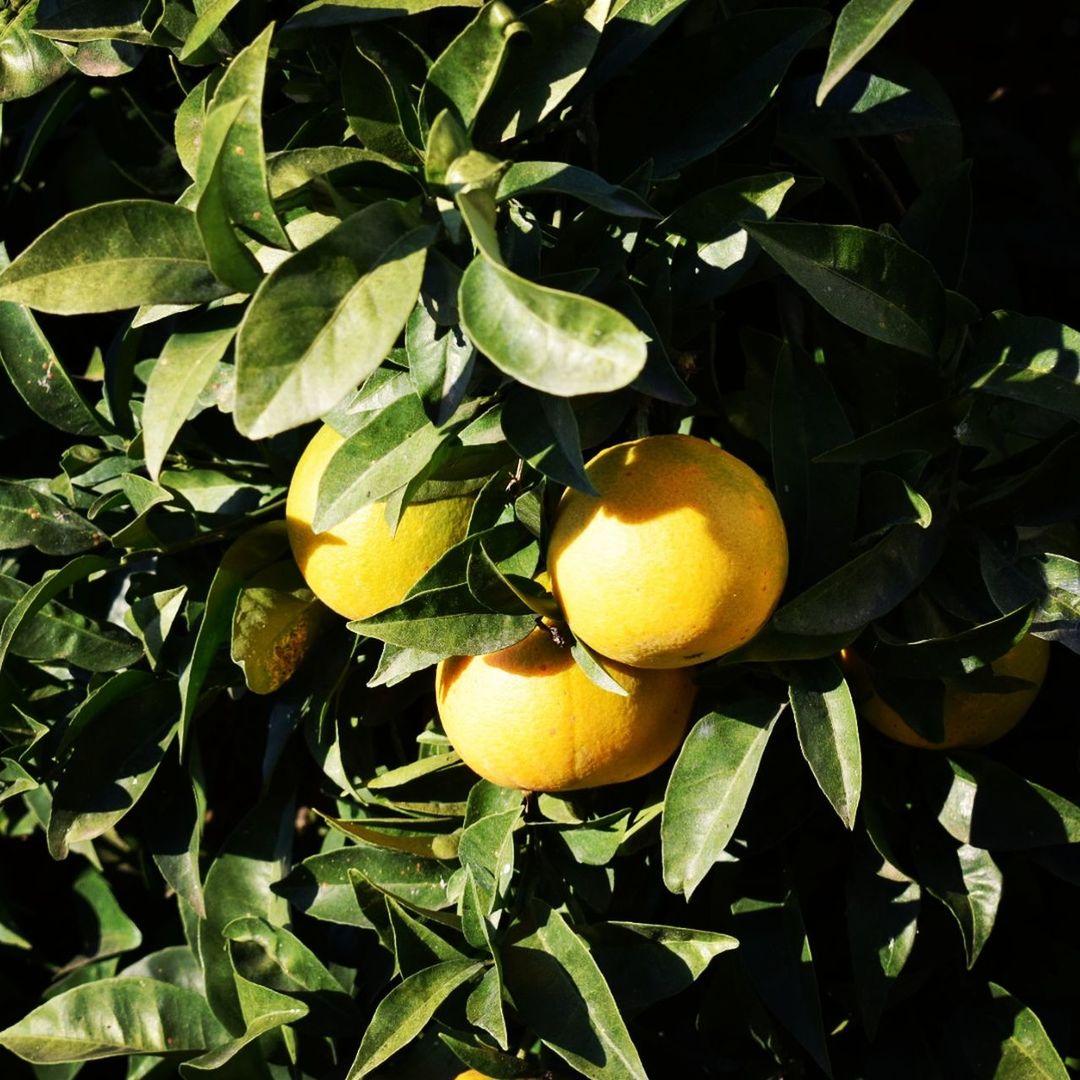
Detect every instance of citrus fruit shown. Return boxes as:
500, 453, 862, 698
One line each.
286, 424, 473, 620
435, 627, 696, 791
548, 434, 788, 668
843, 634, 1051, 749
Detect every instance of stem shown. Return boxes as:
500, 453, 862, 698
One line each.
144, 498, 286, 558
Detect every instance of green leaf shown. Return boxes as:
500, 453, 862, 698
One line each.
956, 983, 1070, 1080
193, 95, 264, 295
459, 254, 647, 396
502, 901, 648, 1080
198, 24, 289, 250
230, 562, 329, 695
817, 0, 916, 106
746, 221, 946, 357
68, 867, 143, 962
0, 978, 225, 1063
731, 895, 832, 1077
287, 0, 482, 29
966, 312, 1080, 422
479, 0, 611, 142
419, 1, 526, 132
0, 482, 100, 555
0, 5, 68, 102
142, 315, 239, 481
407, 301, 476, 428
179, 0, 241, 61
0, 201, 229, 315
235, 202, 434, 439
605, 8, 830, 176
661, 700, 784, 898
913, 832, 1002, 969
926, 753, 1080, 850
346, 960, 484, 1078
773, 514, 946, 636
497, 162, 658, 217
846, 841, 919, 1039
0, 246, 105, 435
276, 846, 455, 926
312, 393, 440, 532
789, 659, 861, 829
350, 582, 536, 658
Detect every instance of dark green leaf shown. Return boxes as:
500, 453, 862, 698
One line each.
605, 9, 830, 176
926, 753, 1080, 851
502, 901, 648, 1080
47, 678, 177, 859
178, 523, 291, 750
866, 604, 1034, 678
967, 312, 1080, 421
913, 830, 1001, 969
731, 895, 832, 1077
502, 386, 596, 494
955, 983, 1070, 1080
846, 841, 919, 1039
773, 514, 946, 635
746, 221, 946, 357
770, 340, 858, 589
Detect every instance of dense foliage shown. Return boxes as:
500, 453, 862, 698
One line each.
1, 0, 1079, 1076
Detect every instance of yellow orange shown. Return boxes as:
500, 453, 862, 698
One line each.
548, 435, 788, 668
436, 627, 696, 791
285, 425, 473, 620
844, 635, 1050, 749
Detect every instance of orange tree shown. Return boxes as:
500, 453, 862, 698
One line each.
0, 0, 1079, 1076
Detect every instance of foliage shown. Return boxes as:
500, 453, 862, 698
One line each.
0, 0, 1079, 1077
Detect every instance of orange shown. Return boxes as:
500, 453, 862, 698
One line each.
844, 634, 1051, 749
548, 435, 788, 668
285, 425, 473, 620
435, 627, 696, 791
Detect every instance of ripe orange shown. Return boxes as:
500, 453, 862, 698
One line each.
435, 627, 696, 791
285, 424, 473, 620
843, 634, 1051, 749
548, 435, 788, 668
